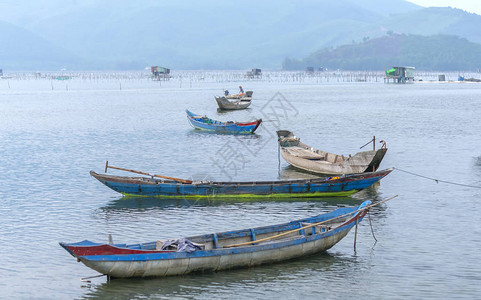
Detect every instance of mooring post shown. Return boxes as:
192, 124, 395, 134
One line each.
354, 219, 358, 252
373, 136, 376, 151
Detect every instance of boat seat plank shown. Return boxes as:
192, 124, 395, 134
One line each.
285, 147, 326, 160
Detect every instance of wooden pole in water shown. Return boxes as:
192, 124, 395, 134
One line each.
354, 219, 358, 251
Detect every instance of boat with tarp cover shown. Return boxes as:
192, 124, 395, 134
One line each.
60, 200, 372, 278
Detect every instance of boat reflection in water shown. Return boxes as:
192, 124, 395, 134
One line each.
81, 250, 352, 298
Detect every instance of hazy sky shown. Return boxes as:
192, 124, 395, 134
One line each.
406, 0, 481, 15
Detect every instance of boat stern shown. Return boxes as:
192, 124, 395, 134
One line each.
363, 148, 388, 172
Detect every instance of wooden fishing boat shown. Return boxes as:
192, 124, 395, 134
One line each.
90, 162, 393, 198
60, 200, 372, 278
215, 92, 253, 110
277, 130, 388, 175
186, 110, 262, 134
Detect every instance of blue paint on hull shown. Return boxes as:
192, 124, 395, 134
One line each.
186, 109, 261, 134
60, 202, 371, 277
90, 169, 392, 198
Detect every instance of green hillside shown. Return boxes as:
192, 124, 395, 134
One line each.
1, 1, 481, 70
283, 34, 481, 71
377, 7, 481, 44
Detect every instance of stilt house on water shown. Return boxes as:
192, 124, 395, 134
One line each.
384, 66, 415, 83
151, 66, 170, 80
246, 68, 262, 79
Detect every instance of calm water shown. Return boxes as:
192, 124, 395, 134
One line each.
1, 73, 480, 299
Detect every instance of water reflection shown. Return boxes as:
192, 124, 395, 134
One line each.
216, 107, 253, 114
93, 196, 370, 244
278, 165, 325, 180
80, 251, 357, 299
185, 128, 262, 137
100, 195, 363, 213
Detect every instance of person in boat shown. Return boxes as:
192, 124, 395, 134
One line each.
239, 86, 245, 96
224, 90, 229, 96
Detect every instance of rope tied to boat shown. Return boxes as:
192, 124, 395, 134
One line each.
368, 211, 377, 242
394, 167, 481, 189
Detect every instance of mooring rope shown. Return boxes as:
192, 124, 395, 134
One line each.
368, 211, 377, 242
394, 167, 481, 189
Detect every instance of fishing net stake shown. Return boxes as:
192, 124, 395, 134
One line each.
277, 143, 281, 178
354, 219, 359, 252
80, 274, 106, 282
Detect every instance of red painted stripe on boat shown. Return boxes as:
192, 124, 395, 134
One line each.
64, 244, 173, 256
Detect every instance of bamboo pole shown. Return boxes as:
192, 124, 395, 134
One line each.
224, 195, 398, 248
104, 161, 193, 184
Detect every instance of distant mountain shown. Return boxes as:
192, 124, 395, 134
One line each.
0, 21, 81, 70
377, 7, 481, 44
283, 34, 481, 71
0, 0, 480, 70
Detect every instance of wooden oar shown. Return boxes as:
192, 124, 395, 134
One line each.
224, 195, 398, 248
104, 161, 193, 184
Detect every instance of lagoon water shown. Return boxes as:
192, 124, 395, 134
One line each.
1, 72, 480, 299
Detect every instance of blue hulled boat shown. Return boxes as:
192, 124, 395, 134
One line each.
186, 110, 262, 134
60, 200, 372, 278
90, 168, 392, 198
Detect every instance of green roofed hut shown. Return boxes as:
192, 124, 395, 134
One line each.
151, 66, 170, 81
384, 66, 415, 83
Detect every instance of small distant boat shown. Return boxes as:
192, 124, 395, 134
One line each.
60, 200, 372, 278
215, 91, 253, 110
277, 130, 387, 175
463, 77, 481, 82
186, 110, 262, 134
90, 162, 393, 198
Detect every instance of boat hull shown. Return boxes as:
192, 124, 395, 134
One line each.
60, 202, 370, 278
79, 228, 351, 278
186, 110, 261, 134
278, 130, 387, 175
280, 147, 387, 175
215, 97, 251, 110
89, 168, 392, 198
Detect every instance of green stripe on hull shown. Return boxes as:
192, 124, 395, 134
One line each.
120, 190, 359, 199
192, 127, 253, 134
